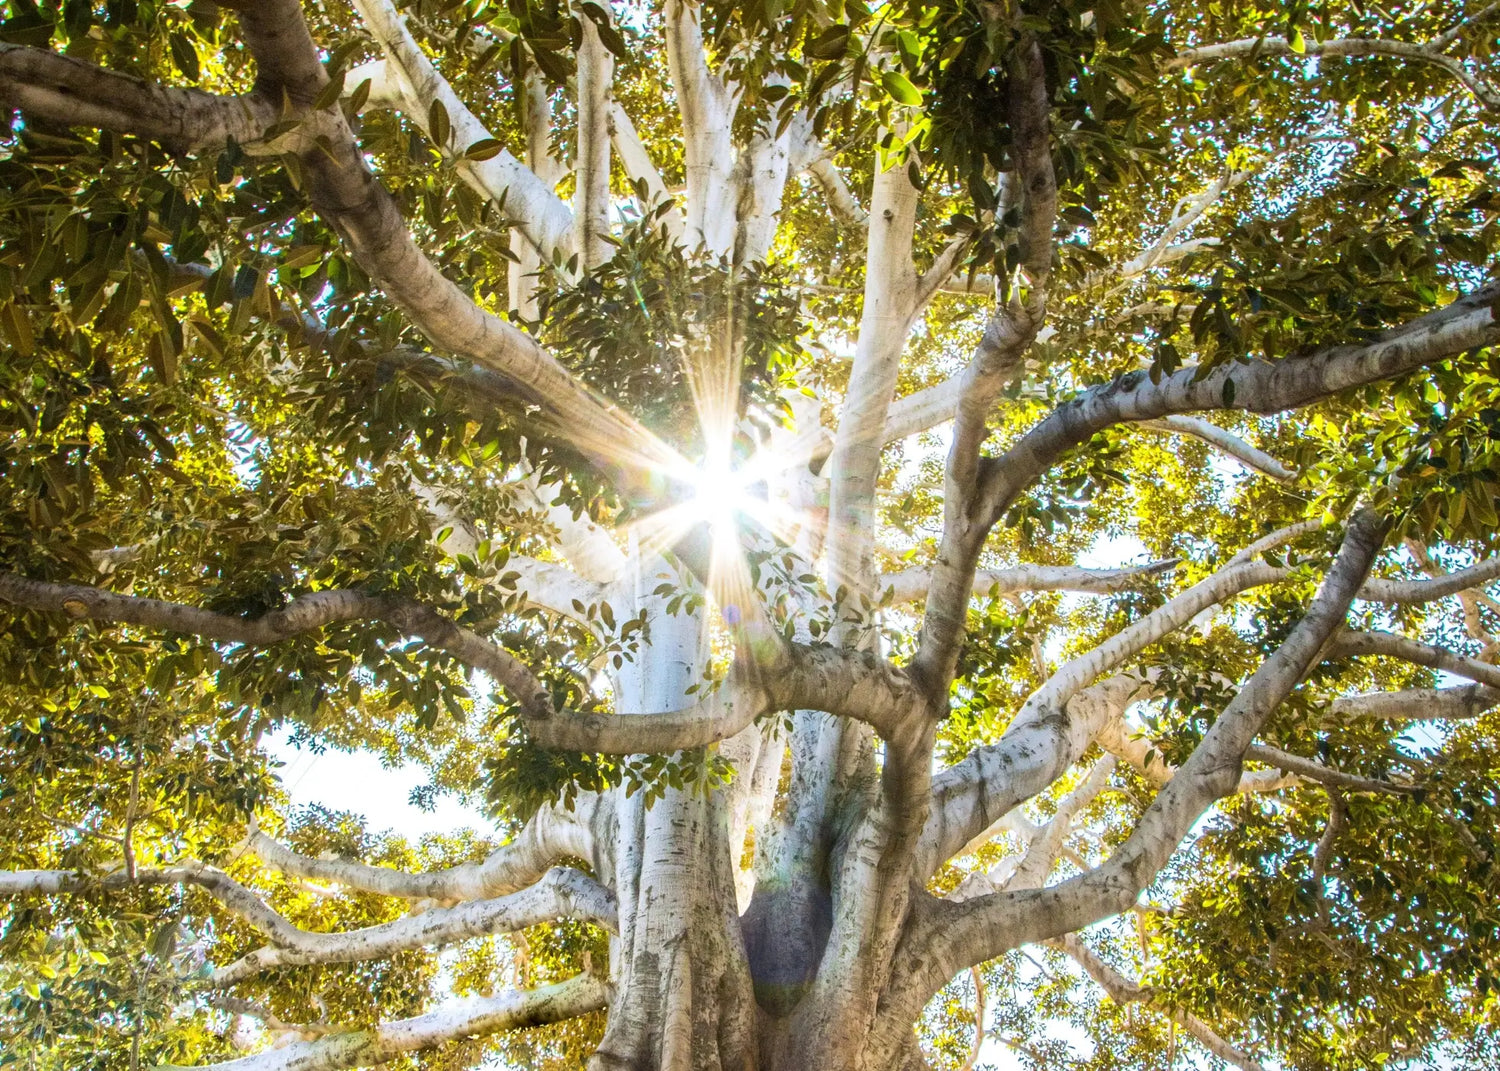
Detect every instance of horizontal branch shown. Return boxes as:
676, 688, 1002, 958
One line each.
975, 284, 1500, 532
1052, 934, 1265, 1071
1328, 629, 1500, 688
0, 567, 921, 754
881, 559, 1179, 605
0, 44, 279, 154
1243, 744, 1420, 796
1, 862, 300, 946
1330, 684, 1500, 720
1358, 555, 1500, 604
248, 798, 602, 902
175, 974, 607, 1071
212, 866, 614, 985
1170, 34, 1500, 110
0, 572, 552, 718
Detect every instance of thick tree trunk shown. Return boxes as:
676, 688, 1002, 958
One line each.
591, 568, 759, 1070
592, 783, 757, 1071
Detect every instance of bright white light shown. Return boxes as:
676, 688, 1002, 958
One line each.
687, 451, 758, 540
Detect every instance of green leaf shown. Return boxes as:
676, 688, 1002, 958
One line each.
428, 99, 451, 149
1289, 27, 1306, 54
463, 138, 506, 161
170, 31, 200, 82
806, 24, 850, 60
881, 70, 923, 107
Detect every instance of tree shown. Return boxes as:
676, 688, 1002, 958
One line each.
1, 0, 1498, 1067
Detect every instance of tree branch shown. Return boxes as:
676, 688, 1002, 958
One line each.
665, 0, 739, 254
0, 572, 553, 718
172, 974, 607, 1071
974, 283, 1500, 542
1, 863, 304, 949
573, 11, 615, 269
905, 510, 1385, 1006
1328, 629, 1500, 688
1170, 34, 1500, 111
1243, 744, 1420, 796
248, 798, 605, 903
349, 0, 573, 258
880, 558, 1179, 605
1051, 934, 1266, 1071
1329, 684, 1500, 720
807, 154, 870, 227
919, 559, 1287, 877
1358, 555, 1500, 604
0, 44, 279, 155
212, 867, 615, 986
608, 101, 686, 243
1137, 416, 1296, 482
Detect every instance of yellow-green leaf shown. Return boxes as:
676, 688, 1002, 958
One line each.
881, 70, 923, 107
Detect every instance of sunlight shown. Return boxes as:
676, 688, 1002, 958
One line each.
686, 444, 758, 542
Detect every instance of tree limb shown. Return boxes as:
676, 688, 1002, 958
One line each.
0, 43, 279, 155
1329, 684, 1500, 720
974, 283, 1500, 545
1, 863, 305, 949
1137, 416, 1296, 482
247, 798, 604, 903
349, 0, 572, 258
919, 559, 1287, 877
1328, 629, 1500, 688
880, 558, 1179, 605
1358, 555, 1500, 604
1050, 934, 1266, 1071
212, 867, 615, 985
665, 0, 739, 254
172, 974, 607, 1071
1170, 34, 1500, 111
0, 572, 553, 719
1243, 744, 1420, 796
904, 510, 1385, 1006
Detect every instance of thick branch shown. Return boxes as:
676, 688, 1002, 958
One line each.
608, 101, 686, 243
0, 572, 552, 718
881, 558, 1178, 605
919, 560, 1286, 876
0, 44, 279, 154
248, 798, 602, 903
212, 867, 615, 985
907, 510, 1384, 1001
573, 13, 615, 268
665, 0, 738, 254
975, 284, 1500, 537
175, 974, 607, 1071
807, 154, 870, 227
1330, 684, 1500, 720
1329, 629, 1500, 688
1358, 555, 1500, 604
350, 0, 572, 257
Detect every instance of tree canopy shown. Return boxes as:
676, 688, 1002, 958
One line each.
0, 0, 1498, 1069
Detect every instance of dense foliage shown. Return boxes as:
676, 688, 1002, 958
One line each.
1, 1, 1498, 1069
